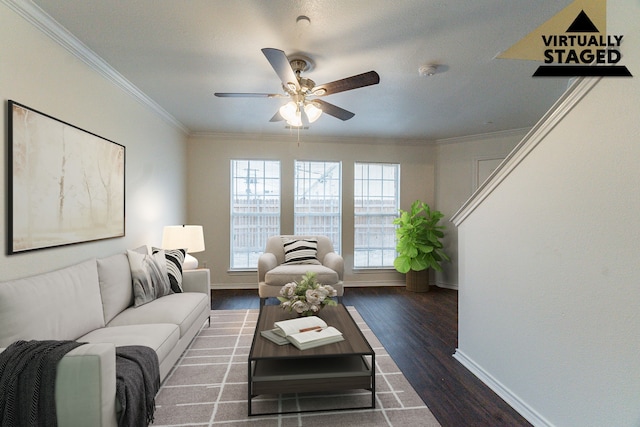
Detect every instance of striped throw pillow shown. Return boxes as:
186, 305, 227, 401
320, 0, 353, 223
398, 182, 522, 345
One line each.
153, 247, 186, 293
282, 238, 321, 265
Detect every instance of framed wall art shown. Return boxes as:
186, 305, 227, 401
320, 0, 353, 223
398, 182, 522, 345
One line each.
8, 100, 125, 254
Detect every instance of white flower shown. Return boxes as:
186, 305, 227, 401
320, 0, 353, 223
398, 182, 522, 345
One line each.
313, 286, 330, 299
321, 284, 337, 297
280, 282, 298, 298
292, 300, 310, 314
305, 289, 324, 305
309, 303, 321, 313
280, 300, 292, 310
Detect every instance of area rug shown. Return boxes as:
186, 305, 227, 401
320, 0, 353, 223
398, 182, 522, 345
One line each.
152, 308, 440, 426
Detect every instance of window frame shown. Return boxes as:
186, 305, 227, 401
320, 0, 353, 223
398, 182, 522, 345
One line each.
229, 159, 281, 270
353, 162, 400, 269
293, 160, 342, 254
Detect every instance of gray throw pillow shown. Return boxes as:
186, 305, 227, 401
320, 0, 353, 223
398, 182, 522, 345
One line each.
127, 249, 172, 307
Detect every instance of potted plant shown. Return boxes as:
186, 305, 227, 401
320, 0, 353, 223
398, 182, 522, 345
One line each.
393, 200, 450, 292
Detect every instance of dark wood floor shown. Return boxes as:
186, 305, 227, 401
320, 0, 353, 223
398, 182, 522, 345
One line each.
211, 286, 532, 427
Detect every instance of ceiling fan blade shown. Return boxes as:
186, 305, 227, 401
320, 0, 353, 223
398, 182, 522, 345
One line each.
314, 99, 355, 121
214, 92, 284, 98
261, 48, 300, 92
312, 71, 380, 96
270, 110, 284, 122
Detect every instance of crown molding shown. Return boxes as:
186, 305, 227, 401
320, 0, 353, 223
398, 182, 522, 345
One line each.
188, 131, 434, 146
450, 76, 601, 226
435, 127, 531, 146
2, 0, 188, 134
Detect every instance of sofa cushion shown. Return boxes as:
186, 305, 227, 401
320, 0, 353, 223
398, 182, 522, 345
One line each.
265, 264, 339, 288
79, 323, 179, 365
152, 247, 186, 293
127, 249, 172, 307
107, 293, 209, 338
0, 259, 105, 347
97, 253, 134, 324
282, 238, 321, 265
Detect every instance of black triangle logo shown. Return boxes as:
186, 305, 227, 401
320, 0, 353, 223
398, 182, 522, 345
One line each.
566, 10, 599, 32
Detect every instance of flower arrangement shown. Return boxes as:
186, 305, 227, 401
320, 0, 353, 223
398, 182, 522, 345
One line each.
278, 271, 338, 316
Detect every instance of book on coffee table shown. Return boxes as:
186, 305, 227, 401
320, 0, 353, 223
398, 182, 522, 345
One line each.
285, 326, 344, 350
260, 329, 290, 345
260, 316, 344, 350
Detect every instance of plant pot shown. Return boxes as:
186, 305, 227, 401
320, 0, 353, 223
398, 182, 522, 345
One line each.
405, 269, 430, 293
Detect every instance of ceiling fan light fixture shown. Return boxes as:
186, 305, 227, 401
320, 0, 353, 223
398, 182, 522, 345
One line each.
285, 82, 298, 92
279, 101, 297, 121
279, 101, 302, 126
287, 111, 302, 127
304, 102, 322, 123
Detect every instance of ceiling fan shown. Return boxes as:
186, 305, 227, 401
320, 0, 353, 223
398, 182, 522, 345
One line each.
214, 48, 380, 127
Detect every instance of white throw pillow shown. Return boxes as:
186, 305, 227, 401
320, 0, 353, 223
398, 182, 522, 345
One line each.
152, 247, 186, 293
282, 238, 321, 265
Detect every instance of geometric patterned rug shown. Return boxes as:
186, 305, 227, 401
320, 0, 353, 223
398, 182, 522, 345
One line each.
152, 308, 440, 426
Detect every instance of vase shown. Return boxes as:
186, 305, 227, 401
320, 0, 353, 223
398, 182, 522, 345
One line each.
405, 269, 430, 292
298, 306, 321, 317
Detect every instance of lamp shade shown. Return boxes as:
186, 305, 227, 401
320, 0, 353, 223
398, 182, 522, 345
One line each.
279, 101, 303, 127
279, 101, 297, 122
304, 102, 322, 123
161, 225, 205, 253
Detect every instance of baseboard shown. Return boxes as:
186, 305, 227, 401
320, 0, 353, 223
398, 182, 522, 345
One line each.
210, 283, 257, 290
210, 280, 406, 290
346, 280, 405, 287
210, 281, 457, 290
435, 281, 458, 290
453, 349, 554, 427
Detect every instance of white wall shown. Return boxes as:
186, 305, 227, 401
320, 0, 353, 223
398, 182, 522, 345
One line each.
435, 130, 526, 288
452, 2, 640, 426
186, 133, 434, 287
0, 4, 187, 280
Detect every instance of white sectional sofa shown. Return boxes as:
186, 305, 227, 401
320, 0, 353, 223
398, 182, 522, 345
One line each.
0, 251, 211, 427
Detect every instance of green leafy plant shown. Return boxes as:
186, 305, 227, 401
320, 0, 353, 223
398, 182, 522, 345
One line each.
393, 200, 450, 274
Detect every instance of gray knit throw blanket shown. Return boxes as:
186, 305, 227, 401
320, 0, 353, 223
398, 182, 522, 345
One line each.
115, 345, 160, 427
0, 340, 86, 427
0, 341, 159, 427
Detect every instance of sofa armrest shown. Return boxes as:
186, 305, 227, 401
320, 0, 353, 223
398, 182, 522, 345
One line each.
182, 269, 210, 295
56, 343, 117, 427
323, 252, 344, 280
258, 253, 278, 282
0, 343, 117, 427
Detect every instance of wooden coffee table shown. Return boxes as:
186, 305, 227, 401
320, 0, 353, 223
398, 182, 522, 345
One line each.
248, 304, 375, 416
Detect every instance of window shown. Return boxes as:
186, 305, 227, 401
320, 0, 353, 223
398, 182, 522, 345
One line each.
294, 161, 342, 253
354, 163, 400, 268
230, 160, 280, 269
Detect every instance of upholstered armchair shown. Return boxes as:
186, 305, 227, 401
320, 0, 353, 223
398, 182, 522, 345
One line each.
257, 235, 344, 308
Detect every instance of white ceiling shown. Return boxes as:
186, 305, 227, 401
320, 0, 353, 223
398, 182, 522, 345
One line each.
30, 0, 572, 141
